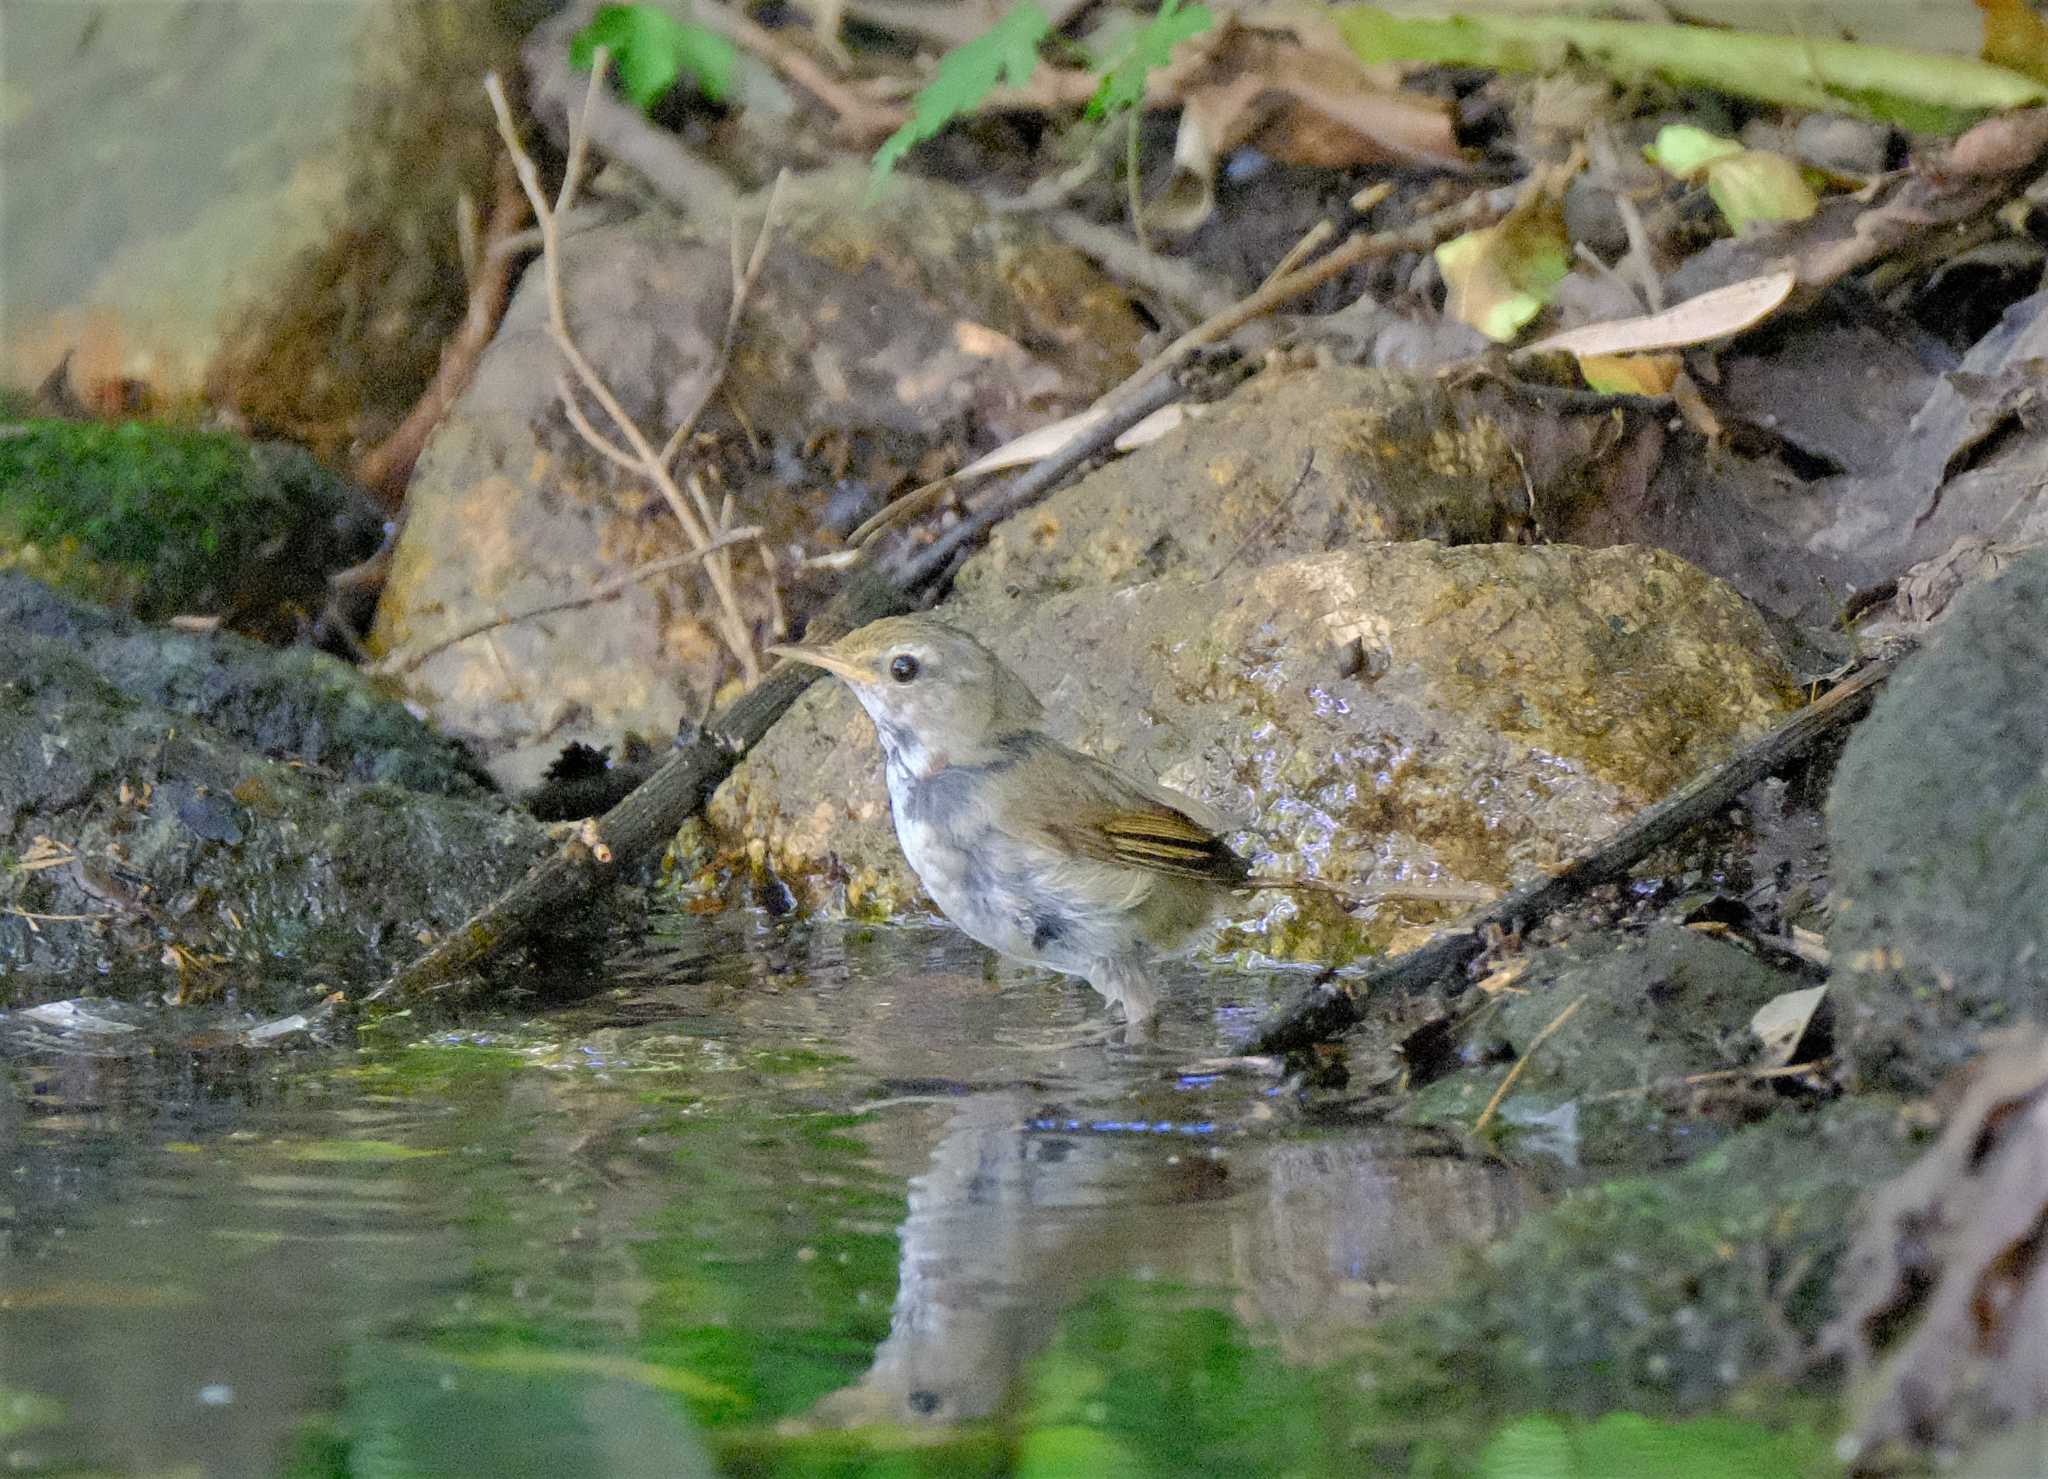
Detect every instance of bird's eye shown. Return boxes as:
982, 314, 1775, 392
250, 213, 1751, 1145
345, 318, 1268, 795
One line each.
889, 653, 920, 683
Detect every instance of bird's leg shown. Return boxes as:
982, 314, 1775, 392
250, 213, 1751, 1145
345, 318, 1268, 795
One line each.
1089, 956, 1160, 1036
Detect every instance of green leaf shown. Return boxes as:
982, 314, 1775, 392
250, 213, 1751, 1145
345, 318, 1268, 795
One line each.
1333, 3, 2047, 135
871, 3, 1052, 183
1643, 124, 1745, 178
1702, 151, 1819, 232
571, 3, 736, 110
1087, 0, 1215, 120
1435, 196, 1570, 343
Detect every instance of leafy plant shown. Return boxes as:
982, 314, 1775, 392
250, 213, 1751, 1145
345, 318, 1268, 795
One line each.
570, 2, 735, 109
1086, 0, 1214, 120
871, 2, 1053, 183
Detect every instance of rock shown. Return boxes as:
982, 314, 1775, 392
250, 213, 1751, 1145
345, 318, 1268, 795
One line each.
703, 538, 1799, 962
1400, 926, 1809, 1168
0, 1, 364, 396
1828, 547, 2048, 1092
0, 578, 543, 999
373, 165, 1145, 749
0, 574, 485, 795
0, 420, 384, 640
1387, 1101, 1913, 1415
950, 366, 1568, 602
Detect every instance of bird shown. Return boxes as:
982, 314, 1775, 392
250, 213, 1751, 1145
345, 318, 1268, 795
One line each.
768, 614, 1250, 1026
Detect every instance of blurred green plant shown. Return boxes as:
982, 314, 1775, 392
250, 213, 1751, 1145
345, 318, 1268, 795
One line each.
1475, 1412, 1836, 1479
1086, 0, 1213, 121
872, 2, 1053, 183
570, 2, 735, 108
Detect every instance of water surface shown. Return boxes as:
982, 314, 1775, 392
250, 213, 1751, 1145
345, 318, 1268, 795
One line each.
1, 915, 1532, 1475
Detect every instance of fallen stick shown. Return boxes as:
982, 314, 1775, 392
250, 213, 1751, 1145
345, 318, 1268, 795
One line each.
1245, 652, 1902, 1056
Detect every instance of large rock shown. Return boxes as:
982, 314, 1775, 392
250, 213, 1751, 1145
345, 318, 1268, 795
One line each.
953, 366, 1562, 601
0, 1, 364, 395
702, 537, 1799, 961
1828, 547, 2048, 1091
372, 167, 1146, 750
0, 577, 542, 999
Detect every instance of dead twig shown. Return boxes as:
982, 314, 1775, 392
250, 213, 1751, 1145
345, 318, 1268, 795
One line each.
353, 155, 532, 511
1581, 1059, 1835, 1105
658, 170, 789, 471
378, 526, 765, 677
1247, 651, 1904, 1055
1100, 173, 1536, 415
703, 1, 905, 145
1473, 992, 1586, 1134
484, 56, 767, 683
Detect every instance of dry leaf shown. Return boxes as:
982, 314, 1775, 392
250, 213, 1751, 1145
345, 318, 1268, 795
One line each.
1525, 270, 1796, 357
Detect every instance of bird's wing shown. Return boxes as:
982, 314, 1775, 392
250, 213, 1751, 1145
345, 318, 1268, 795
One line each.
995, 743, 1251, 888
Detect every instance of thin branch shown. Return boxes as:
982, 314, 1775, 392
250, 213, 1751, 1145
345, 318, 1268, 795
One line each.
378, 527, 764, 677
1473, 994, 1587, 1134
658, 169, 790, 470
557, 376, 639, 471
483, 60, 760, 683
1099, 173, 1540, 416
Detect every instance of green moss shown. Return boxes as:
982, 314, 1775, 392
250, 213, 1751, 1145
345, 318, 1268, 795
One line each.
0, 419, 325, 621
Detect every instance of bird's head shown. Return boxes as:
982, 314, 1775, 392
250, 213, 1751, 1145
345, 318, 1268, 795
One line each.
769, 614, 1044, 774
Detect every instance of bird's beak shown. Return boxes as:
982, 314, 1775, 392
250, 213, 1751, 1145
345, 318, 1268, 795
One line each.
766, 642, 876, 685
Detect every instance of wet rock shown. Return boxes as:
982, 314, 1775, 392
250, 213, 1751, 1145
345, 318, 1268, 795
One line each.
373, 165, 1145, 749
1828, 547, 2048, 1093
1388, 1100, 1913, 1416
0, 579, 544, 998
0, 574, 485, 795
950, 366, 1587, 601
0, 420, 383, 640
1399, 926, 1812, 1168
702, 539, 1798, 962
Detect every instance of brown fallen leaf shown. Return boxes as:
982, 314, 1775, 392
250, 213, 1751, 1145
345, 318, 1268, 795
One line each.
1143, 13, 1461, 232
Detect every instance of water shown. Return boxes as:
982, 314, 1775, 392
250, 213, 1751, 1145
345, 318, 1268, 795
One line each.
1, 914, 1532, 1476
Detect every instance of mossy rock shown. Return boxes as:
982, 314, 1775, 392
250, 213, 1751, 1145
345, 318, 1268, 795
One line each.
0, 419, 381, 638
1382, 1101, 1914, 1419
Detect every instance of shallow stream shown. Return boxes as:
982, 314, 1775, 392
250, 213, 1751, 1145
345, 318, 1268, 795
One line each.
2, 915, 1535, 1475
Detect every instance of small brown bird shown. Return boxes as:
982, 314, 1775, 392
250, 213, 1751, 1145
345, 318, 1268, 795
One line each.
769, 615, 1250, 1024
